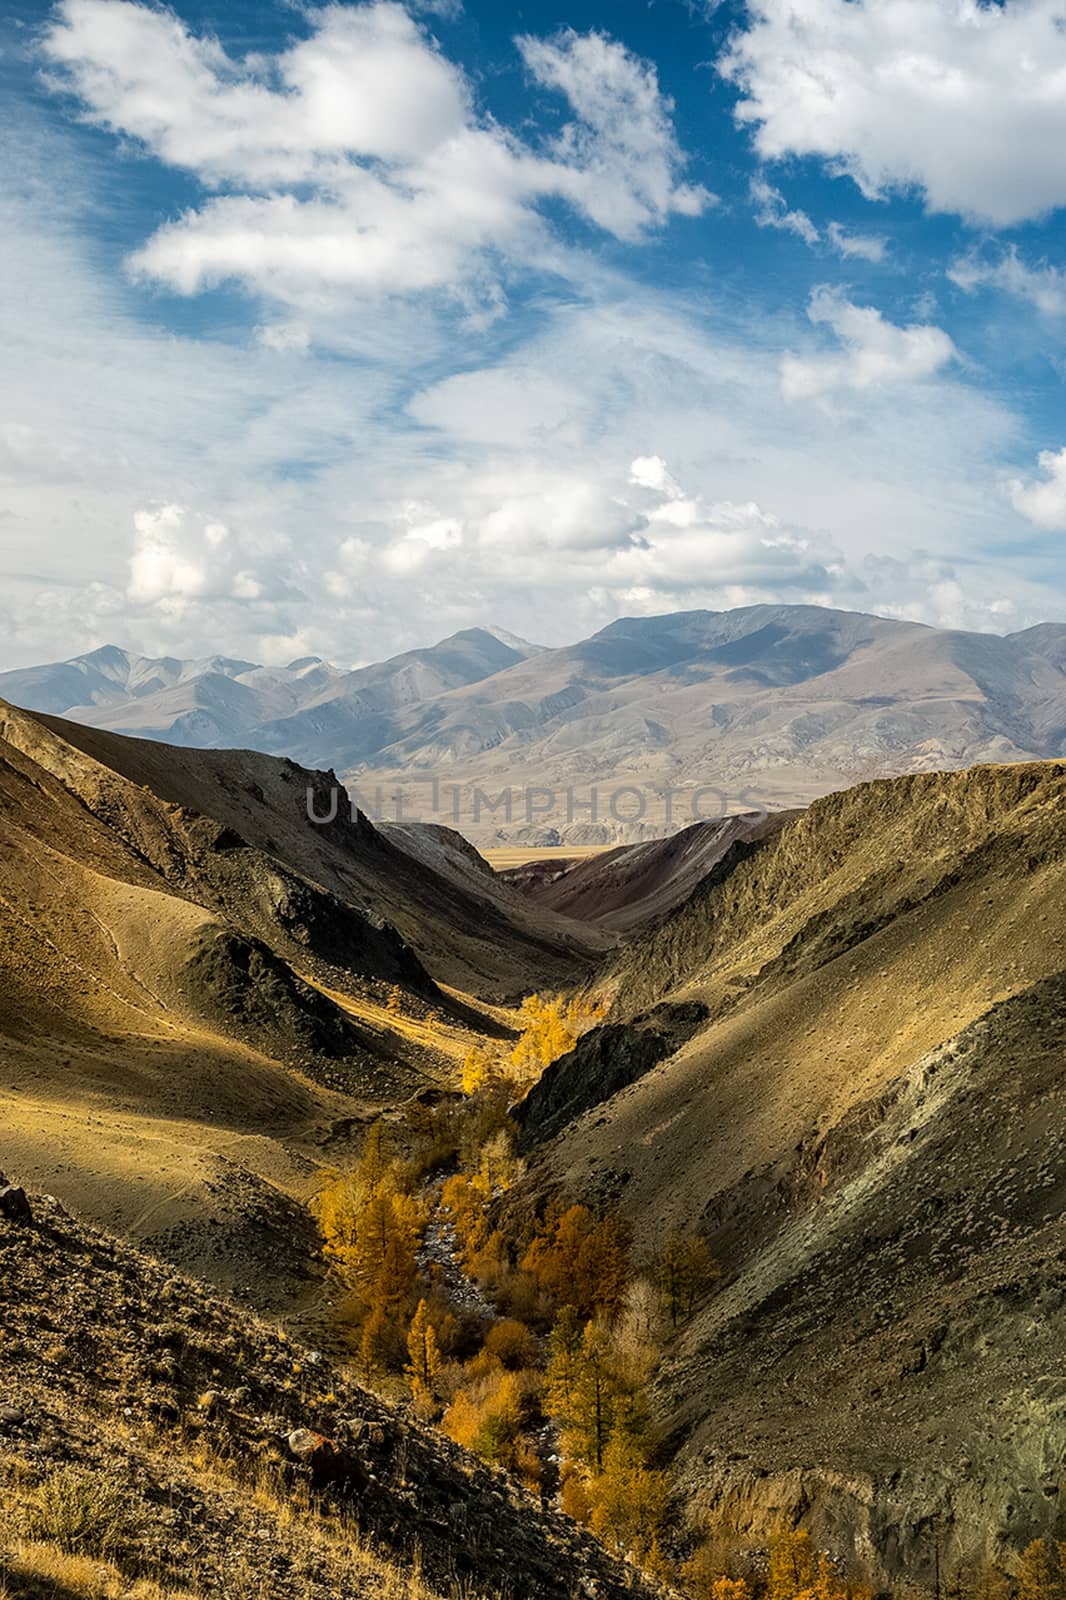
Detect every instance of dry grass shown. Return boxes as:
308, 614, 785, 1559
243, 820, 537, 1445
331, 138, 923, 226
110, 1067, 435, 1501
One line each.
0, 1453, 472, 1600
308, 975, 502, 1066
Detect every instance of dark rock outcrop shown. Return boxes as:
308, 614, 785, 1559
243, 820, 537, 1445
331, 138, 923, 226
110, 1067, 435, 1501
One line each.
513, 1001, 707, 1149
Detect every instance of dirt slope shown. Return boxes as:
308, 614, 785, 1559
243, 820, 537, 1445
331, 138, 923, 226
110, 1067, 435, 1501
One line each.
0, 701, 592, 1303
500, 812, 793, 932
0, 1192, 662, 1600
523, 761, 1066, 1584
23, 707, 605, 998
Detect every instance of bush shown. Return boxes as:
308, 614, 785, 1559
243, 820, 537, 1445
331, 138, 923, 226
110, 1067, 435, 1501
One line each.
21, 1466, 138, 1558
483, 1319, 539, 1371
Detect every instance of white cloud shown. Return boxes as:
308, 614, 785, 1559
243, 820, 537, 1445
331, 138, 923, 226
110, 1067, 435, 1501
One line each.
949, 246, 1066, 319
1010, 448, 1066, 531
721, 0, 1066, 227
827, 222, 886, 264
781, 287, 957, 401
750, 177, 819, 245
517, 29, 713, 238
42, 1, 708, 317
0, 112, 1058, 672
128, 505, 295, 613
256, 323, 312, 354
629, 455, 683, 499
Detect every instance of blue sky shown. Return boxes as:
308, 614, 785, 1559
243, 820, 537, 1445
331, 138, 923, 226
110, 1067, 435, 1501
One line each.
3, 0, 1066, 670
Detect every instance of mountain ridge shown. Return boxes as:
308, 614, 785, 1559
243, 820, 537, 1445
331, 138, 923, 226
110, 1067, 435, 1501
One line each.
515, 756, 1066, 1581
6, 605, 1066, 844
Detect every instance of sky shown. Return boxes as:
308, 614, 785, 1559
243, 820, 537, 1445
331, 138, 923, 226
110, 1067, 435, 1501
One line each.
3, 0, 1066, 671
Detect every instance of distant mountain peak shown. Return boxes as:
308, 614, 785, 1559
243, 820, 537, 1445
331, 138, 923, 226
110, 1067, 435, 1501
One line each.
480, 625, 546, 656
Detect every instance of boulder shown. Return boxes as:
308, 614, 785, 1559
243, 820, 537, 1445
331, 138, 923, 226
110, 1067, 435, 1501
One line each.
0, 1185, 32, 1224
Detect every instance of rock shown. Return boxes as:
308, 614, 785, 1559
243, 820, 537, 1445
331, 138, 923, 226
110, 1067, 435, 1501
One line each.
287, 1427, 323, 1461
0, 1404, 26, 1428
0, 1185, 32, 1224
287, 1427, 369, 1491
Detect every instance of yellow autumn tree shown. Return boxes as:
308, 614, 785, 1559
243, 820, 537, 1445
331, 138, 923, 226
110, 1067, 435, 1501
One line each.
768, 1530, 818, 1600
682, 1541, 753, 1600
1016, 1540, 1066, 1600
510, 991, 603, 1082
586, 1429, 670, 1557
405, 1298, 443, 1417
315, 1125, 425, 1376
462, 1042, 500, 1095
521, 1203, 631, 1320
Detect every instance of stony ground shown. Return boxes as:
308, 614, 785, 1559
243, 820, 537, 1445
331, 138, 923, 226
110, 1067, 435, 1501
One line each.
0, 1187, 668, 1600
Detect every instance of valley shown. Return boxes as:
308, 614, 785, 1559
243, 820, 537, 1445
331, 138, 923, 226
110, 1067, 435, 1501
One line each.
0, 671, 1063, 1600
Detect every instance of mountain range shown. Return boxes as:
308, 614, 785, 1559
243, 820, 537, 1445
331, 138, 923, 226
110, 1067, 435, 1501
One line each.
4, 606, 1066, 845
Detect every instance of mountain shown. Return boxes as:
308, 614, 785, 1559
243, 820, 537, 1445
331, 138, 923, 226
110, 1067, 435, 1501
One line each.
350, 605, 1066, 842
0, 643, 342, 748
497, 811, 794, 932
515, 759, 1066, 1583
3, 687, 1065, 1591
254, 626, 544, 768
0, 1191, 658, 1600
0, 697, 601, 1305
6, 609, 1066, 845
0, 626, 541, 756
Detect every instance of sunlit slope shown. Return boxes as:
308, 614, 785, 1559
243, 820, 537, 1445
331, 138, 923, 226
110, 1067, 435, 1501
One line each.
25, 706, 607, 997
531, 761, 1066, 1577
0, 701, 525, 1301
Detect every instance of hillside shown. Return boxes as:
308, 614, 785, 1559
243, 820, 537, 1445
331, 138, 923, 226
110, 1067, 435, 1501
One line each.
0, 700, 600, 1306
0, 1188, 661, 1600
517, 761, 1066, 1583
498, 812, 793, 932
7, 608, 1066, 846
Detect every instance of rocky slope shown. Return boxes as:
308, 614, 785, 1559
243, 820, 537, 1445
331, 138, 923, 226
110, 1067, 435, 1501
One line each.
520, 761, 1066, 1586
0, 1188, 663, 1600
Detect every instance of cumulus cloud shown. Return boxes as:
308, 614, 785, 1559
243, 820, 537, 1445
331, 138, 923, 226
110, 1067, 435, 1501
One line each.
949, 247, 1066, 319
827, 222, 886, 264
720, 0, 1066, 227
335, 451, 834, 599
42, 1, 708, 316
781, 287, 957, 401
1010, 448, 1066, 531
127, 505, 295, 615
750, 177, 819, 245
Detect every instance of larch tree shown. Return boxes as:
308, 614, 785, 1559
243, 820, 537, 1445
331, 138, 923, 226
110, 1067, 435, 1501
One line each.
405, 1298, 443, 1403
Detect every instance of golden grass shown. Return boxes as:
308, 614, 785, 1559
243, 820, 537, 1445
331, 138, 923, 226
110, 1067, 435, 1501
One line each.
305, 976, 511, 1066
0, 1450, 476, 1600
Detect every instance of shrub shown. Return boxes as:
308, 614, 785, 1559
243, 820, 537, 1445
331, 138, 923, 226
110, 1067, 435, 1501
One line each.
21, 1466, 138, 1558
